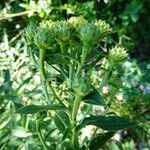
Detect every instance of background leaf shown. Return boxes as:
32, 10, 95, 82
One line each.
16, 104, 66, 114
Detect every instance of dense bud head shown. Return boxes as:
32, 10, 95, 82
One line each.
73, 77, 93, 96
108, 46, 127, 63
94, 20, 112, 34
34, 21, 55, 49
54, 21, 75, 43
68, 16, 87, 27
79, 23, 100, 43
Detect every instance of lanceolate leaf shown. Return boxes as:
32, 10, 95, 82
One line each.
89, 132, 115, 150
16, 104, 66, 114
77, 115, 137, 131
54, 111, 70, 134
83, 90, 106, 106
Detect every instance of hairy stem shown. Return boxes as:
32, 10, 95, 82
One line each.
36, 121, 48, 150
71, 94, 83, 149
39, 49, 50, 102
75, 43, 91, 78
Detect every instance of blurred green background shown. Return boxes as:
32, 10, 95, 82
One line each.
0, 0, 149, 149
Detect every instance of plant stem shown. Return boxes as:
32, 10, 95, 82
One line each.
99, 70, 110, 92
69, 64, 73, 88
36, 121, 48, 150
71, 94, 83, 149
47, 81, 66, 107
39, 49, 46, 80
39, 48, 50, 102
75, 43, 91, 78
22, 114, 28, 129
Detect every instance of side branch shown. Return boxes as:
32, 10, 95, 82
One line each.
0, 10, 35, 21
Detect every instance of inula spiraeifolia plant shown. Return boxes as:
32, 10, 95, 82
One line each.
17, 17, 137, 150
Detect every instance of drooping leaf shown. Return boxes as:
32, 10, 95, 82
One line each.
83, 90, 106, 106
54, 114, 65, 134
16, 104, 66, 114
89, 132, 115, 150
54, 111, 70, 134
62, 124, 73, 140
77, 115, 137, 131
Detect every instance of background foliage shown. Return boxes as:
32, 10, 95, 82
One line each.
0, 0, 150, 149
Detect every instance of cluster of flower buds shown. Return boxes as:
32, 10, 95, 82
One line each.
108, 46, 127, 64
25, 17, 112, 51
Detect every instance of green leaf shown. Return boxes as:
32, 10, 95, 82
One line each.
4, 69, 11, 83
89, 132, 115, 150
83, 90, 106, 106
77, 115, 137, 131
16, 104, 66, 114
54, 111, 70, 134
62, 124, 73, 140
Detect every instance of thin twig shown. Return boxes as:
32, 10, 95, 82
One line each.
133, 108, 150, 119
9, 31, 23, 44
0, 10, 35, 21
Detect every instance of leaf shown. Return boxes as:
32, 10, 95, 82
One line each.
62, 124, 73, 140
4, 69, 11, 83
16, 104, 66, 114
54, 111, 70, 134
83, 90, 106, 106
77, 115, 137, 131
89, 132, 115, 150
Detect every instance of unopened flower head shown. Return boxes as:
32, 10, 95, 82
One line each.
95, 20, 112, 32
68, 16, 87, 28
79, 23, 100, 43
73, 77, 92, 96
34, 21, 55, 49
94, 20, 112, 38
108, 46, 127, 63
54, 21, 75, 43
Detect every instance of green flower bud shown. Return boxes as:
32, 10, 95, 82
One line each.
108, 46, 127, 63
54, 21, 75, 43
73, 77, 93, 96
34, 21, 55, 49
68, 16, 87, 27
79, 23, 100, 43
94, 20, 112, 34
